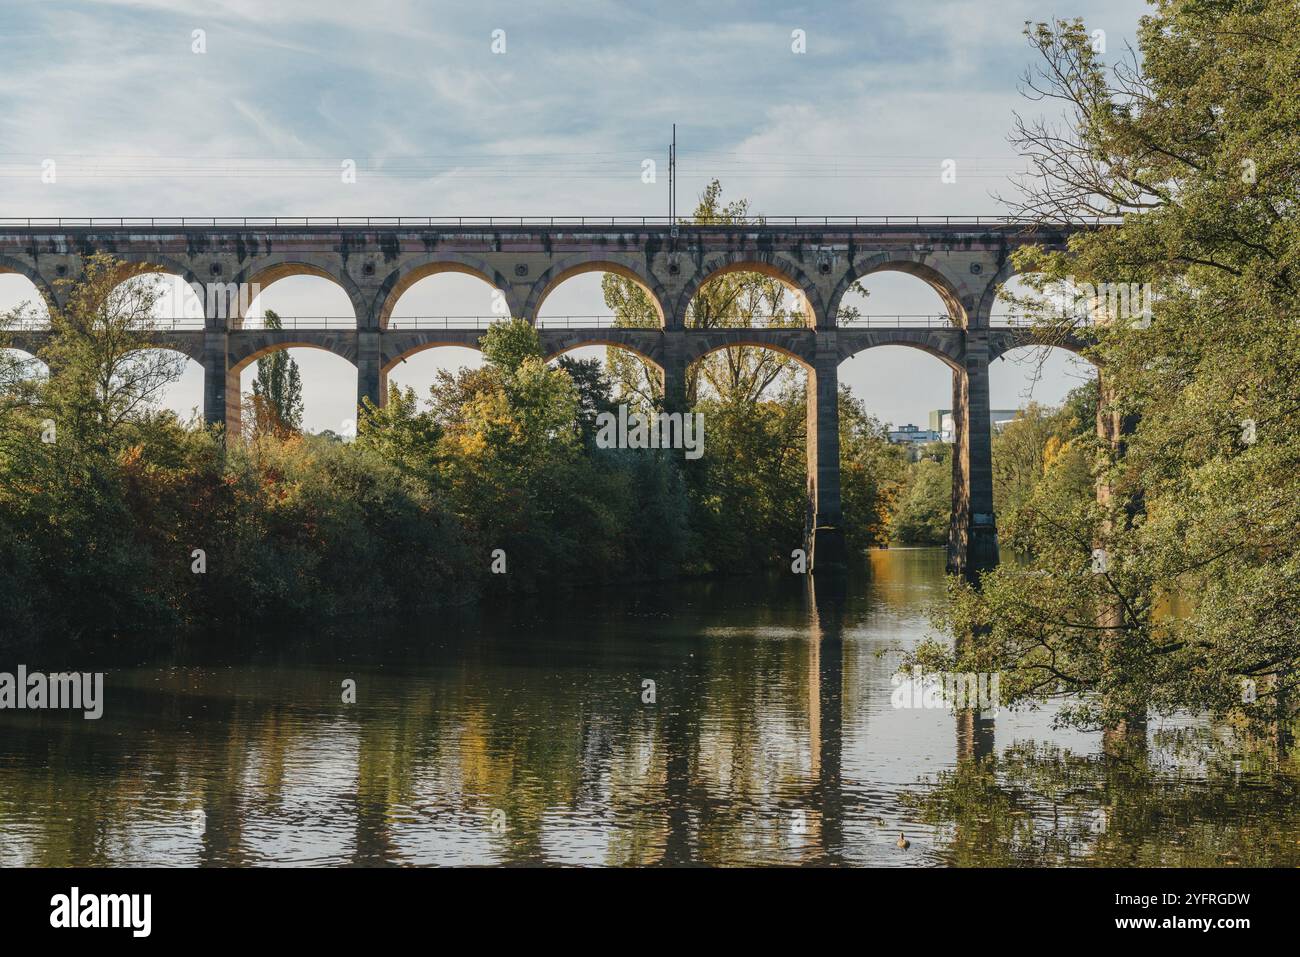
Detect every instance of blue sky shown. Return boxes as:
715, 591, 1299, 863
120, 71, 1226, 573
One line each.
0, 0, 1149, 430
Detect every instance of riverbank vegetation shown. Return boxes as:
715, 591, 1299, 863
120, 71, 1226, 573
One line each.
920, 5, 1300, 734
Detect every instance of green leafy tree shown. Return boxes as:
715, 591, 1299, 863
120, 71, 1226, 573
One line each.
892, 443, 953, 546
942, 5, 1300, 732
249, 309, 303, 436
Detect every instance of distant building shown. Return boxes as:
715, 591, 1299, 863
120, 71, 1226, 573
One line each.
888, 423, 944, 445
929, 409, 1022, 443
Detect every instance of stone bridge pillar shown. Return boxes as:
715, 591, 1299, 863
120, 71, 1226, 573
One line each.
356, 329, 385, 415
806, 335, 846, 571
660, 328, 688, 412
947, 330, 998, 579
202, 326, 235, 434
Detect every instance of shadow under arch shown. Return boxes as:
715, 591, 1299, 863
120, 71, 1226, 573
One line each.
233, 259, 364, 327
526, 257, 667, 326
377, 257, 512, 329
829, 254, 967, 327
677, 253, 822, 327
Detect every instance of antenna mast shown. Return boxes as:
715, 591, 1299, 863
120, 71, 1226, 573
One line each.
669, 124, 677, 223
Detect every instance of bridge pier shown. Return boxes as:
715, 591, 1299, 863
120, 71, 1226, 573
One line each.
806, 337, 846, 572
202, 329, 234, 434
659, 329, 688, 413
947, 330, 998, 580
357, 329, 386, 415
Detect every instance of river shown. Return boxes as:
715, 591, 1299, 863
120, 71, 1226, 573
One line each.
1, 548, 1296, 866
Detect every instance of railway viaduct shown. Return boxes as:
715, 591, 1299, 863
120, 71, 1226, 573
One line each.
0, 217, 1096, 577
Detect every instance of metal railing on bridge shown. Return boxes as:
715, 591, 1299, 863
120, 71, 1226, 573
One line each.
0, 215, 1122, 229
4, 314, 1060, 333
836, 314, 953, 327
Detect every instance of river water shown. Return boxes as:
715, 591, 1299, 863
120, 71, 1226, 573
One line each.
1, 548, 1297, 866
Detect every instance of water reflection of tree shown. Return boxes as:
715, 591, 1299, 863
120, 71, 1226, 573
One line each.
903, 731, 1300, 867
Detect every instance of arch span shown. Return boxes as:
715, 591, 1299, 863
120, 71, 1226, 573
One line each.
103, 255, 203, 293
678, 253, 822, 327
377, 257, 512, 329
829, 254, 967, 326
0, 257, 58, 315
233, 258, 364, 326
688, 337, 814, 373
543, 339, 663, 371
838, 329, 964, 372
2, 344, 49, 375
987, 329, 1097, 364
527, 256, 667, 326
229, 336, 358, 374
381, 336, 485, 375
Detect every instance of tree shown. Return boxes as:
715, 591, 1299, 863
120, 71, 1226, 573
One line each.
892, 444, 952, 546
249, 310, 304, 436
555, 355, 617, 449
839, 387, 906, 551
37, 253, 186, 451
941, 5, 1300, 732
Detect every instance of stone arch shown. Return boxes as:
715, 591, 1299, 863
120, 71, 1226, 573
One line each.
148, 332, 206, 363
987, 330, 1098, 365
377, 256, 513, 329
0, 256, 58, 315
102, 254, 203, 291
380, 337, 484, 376
233, 257, 365, 327
526, 256, 667, 326
229, 337, 358, 373
1, 342, 49, 378
677, 252, 823, 327
83, 259, 208, 328
973, 260, 1024, 330
839, 331, 964, 372
69, 256, 207, 323
224, 340, 358, 437
543, 338, 663, 371
828, 253, 968, 327
688, 336, 814, 372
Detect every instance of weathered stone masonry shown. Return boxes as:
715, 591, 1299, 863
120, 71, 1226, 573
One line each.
0, 221, 1085, 577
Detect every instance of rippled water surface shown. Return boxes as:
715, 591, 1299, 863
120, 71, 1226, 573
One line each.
2, 548, 1297, 866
